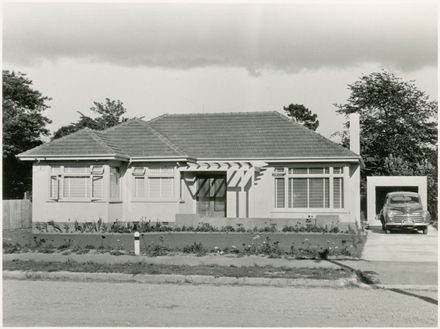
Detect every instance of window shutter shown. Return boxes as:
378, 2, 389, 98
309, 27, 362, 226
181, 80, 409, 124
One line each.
309, 178, 323, 208
333, 177, 344, 208
134, 177, 145, 198
148, 177, 161, 198
63, 176, 89, 198
50, 176, 59, 199
289, 178, 307, 208
308, 178, 330, 208
324, 178, 330, 208
92, 176, 103, 199
275, 178, 285, 208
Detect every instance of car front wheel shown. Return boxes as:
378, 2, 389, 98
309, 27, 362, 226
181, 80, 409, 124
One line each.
422, 227, 428, 235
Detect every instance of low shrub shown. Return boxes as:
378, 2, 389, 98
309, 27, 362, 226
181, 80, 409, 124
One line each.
109, 250, 125, 256
3, 242, 21, 254
144, 243, 171, 257
183, 242, 207, 255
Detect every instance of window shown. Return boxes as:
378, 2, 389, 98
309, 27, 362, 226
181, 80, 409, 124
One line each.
275, 178, 285, 208
49, 165, 104, 201
110, 167, 120, 200
274, 166, 344, 209
132, 166, 175, 199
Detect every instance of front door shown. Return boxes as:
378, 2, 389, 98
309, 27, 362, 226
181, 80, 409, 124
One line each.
196, 174, 226, 217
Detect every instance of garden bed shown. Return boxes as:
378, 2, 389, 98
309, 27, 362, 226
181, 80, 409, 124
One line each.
4, 231, 366, 258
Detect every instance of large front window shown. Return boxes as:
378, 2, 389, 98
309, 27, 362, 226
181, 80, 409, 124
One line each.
274, 166, 344, 209
49, 165, 104, 201
132, 166, 175, 200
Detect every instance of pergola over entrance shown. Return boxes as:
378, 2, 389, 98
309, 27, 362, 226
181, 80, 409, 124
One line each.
366, 176, 427, 225
178, 161, 267, 218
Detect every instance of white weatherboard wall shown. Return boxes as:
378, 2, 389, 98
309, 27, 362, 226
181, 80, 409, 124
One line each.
366, 176, 428, 224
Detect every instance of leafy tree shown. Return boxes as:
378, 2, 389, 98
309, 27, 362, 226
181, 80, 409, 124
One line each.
3, 70, 52, 198
53, 98, 128, 139
283, 104, 319, 131
52, 112, 100, 139
335, 71, 437, 219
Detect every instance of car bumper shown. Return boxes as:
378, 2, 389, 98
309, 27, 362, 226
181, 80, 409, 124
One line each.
385, 222, 428, 229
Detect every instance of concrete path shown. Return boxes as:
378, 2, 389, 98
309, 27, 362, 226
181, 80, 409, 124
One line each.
361, 222, 437, 262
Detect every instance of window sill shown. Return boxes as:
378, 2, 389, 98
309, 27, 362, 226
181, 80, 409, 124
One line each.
271, 208, 348, 213
131, 199, 179, 203
47, 199, 107, 203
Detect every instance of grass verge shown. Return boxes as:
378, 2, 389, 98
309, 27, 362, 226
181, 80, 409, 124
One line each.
3, 259, 351, 280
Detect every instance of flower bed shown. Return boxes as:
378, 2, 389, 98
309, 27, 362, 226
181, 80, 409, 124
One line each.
4, 231, 366, 259
33, 219, 357, 234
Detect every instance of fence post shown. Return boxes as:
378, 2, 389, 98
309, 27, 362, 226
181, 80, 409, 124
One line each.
134, 231, 140, 255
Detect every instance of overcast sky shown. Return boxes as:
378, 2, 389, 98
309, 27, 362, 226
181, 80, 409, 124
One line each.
3, 1, 437, 140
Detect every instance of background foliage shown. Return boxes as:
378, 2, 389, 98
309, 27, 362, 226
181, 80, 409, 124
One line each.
3, 70, 52, 198
335, 71, 437, 220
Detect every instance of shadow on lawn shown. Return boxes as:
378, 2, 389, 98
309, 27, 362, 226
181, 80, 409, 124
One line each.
327, 259, 438, 306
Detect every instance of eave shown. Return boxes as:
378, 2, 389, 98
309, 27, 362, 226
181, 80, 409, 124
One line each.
17, 154, 130, 161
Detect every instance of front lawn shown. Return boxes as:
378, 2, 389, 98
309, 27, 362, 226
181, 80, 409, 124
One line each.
3, 259, 352, 280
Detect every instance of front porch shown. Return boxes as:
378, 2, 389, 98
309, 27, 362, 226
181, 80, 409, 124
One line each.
178, 161, 266, 218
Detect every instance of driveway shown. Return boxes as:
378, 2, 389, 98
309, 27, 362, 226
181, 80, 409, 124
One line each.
361, 222, 437, 262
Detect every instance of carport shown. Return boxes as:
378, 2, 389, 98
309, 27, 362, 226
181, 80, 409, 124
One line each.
366, 176, 427, 225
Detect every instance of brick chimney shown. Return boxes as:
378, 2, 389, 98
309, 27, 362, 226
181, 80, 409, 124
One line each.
349, 113, 360, 154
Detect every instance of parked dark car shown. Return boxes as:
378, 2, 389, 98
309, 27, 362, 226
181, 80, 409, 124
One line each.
380, 192, 430, 234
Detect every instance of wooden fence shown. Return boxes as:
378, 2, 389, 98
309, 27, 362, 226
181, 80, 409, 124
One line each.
3, 200, 32, 230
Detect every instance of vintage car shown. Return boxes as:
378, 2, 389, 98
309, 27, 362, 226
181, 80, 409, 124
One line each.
379, 191, 430, 234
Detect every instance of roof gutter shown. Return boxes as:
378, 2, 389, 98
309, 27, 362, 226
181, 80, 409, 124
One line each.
195, 156, 363, 163
17, 154, 130, 161
130, 156, 197, 163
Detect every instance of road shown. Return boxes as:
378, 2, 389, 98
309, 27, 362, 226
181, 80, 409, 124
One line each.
3, 280, 437, 327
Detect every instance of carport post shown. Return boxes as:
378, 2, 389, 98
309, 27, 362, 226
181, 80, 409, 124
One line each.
134, 231, 140, 256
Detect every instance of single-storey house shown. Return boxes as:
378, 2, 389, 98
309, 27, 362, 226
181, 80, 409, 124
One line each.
18, 111, 362, 229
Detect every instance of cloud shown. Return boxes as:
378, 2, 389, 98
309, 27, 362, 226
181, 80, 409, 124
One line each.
3, 2, 437, 74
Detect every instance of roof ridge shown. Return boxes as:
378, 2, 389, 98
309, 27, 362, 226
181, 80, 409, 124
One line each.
273, 111, 359, 157
86, 129, 121, 155
100, 118, 143, 134
140, 122, 189, 157
162, 111, 275, 117
143, 113, 169, 124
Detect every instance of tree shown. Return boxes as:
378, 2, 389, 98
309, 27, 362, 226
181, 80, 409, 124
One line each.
53, 98, 128, 139
283, 104, 319, 131
335, 71, 437, 219
3, 70, 52, 198
52, 112, 100, 139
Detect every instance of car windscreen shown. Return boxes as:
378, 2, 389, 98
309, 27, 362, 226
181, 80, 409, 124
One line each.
389, 195, 420, 204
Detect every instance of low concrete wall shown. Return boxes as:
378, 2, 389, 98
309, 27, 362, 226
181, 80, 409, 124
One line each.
3, 200, 32, 230
30, 232, 363, 255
